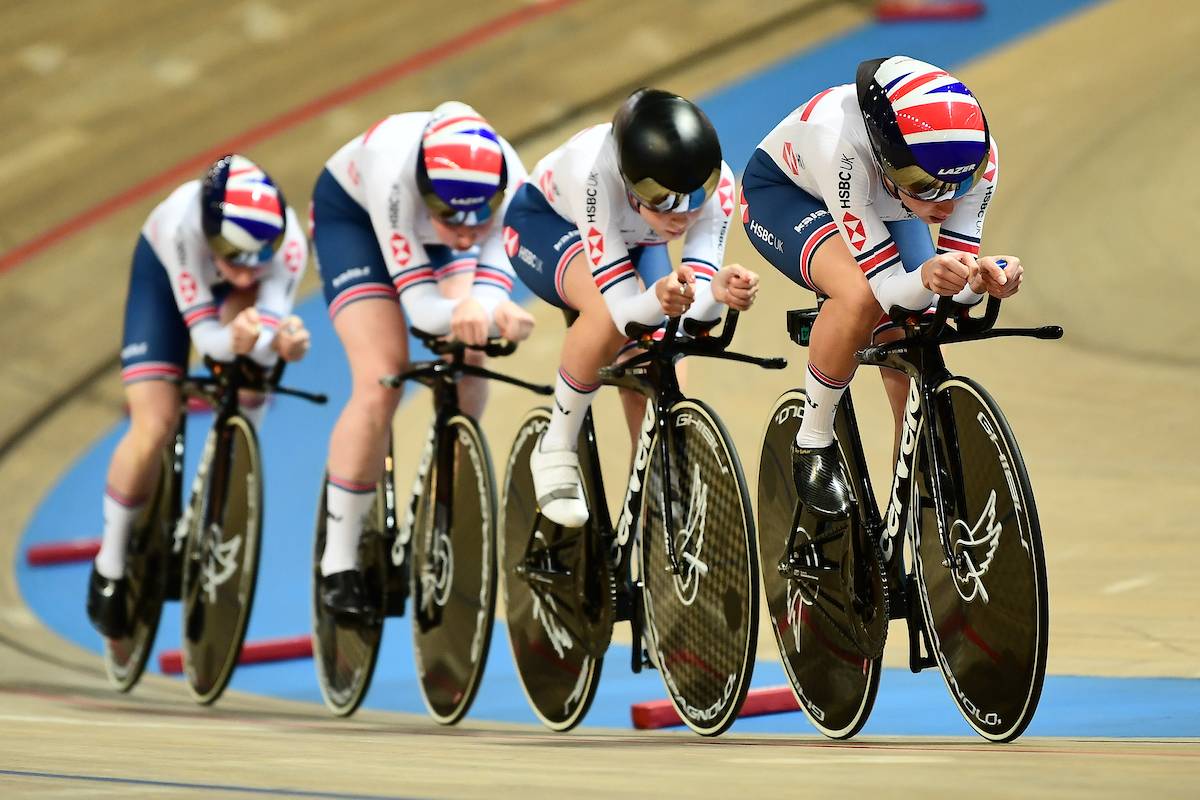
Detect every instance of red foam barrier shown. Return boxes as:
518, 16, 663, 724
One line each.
26, 538, 102, 566
631, 686, 801, 730
876, 1, 985, 21
158, 634, 314, 675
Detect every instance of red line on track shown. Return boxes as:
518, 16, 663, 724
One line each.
158, 634, 313, 675
0, 0, 579, 276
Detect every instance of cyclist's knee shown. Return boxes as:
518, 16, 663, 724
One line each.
129, 406, 178, 451
348, 378, 402, 427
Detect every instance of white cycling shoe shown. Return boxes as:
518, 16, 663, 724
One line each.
530, 435, 589, 528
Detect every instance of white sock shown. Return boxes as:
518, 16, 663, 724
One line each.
94, 488, 145, 579
795, 362, 852, 448
542, 368, 599, 452
320, 476, 377, 576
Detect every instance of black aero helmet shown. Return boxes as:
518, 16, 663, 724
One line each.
612, 88, 721, 213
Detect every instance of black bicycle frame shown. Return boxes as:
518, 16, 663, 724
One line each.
793, 297, 1061, 672
384, 334, 552, 622
580, 312, 786, 671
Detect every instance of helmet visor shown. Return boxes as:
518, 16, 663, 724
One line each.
627, 167, 721, 213
888, 158, 987, 203
208, 231, 283, 268
421, 188, 504, 226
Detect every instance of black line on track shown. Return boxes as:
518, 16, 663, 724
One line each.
0, 768, 423, 800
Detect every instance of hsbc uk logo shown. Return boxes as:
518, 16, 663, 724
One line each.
586, 227, 604, 266
503, 226, 519, 258
749, 219, 784, 253
782, 142, 800, 176
842, 212, 867, 251
390, 233, 411, 267
717, 176, 734, 217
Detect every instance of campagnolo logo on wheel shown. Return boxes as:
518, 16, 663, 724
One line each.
672, 463, 709, 606
674, 411, 730, 475
661, 658, 736, 723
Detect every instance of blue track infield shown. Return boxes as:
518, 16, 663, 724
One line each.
23, 0, 1190, 738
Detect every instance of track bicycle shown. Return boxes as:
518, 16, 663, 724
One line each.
105, 357, 326, 706
501, 312, 785, 735
312, 329, 550, 723
757, 297, 1060, 741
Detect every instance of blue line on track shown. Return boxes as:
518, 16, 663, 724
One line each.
0, 768, 420, 799
21, 0, 1187, 740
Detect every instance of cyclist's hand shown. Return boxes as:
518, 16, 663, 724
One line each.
231, 307, 261, 354
450, 298, 489, 346
921, 252, 975, 296
656, 266, 695, 317
273, 315, 311, 362
712, 264, 759, 311
973, 255, 1022, 298
494, 300, 535, 342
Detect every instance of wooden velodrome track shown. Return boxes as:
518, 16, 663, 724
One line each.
1, 0, 1197, 796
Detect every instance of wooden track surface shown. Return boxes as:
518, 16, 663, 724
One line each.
2, 0, 1198, 795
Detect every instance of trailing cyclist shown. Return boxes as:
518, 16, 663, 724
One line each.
87, 154, 311, 638
312, 101, 534, 622
741, 56, 1024, 518
504, 87, 760, 528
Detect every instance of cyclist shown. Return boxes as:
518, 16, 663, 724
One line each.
87, 154, 311, 638
505, 88, 759, 528
313, 101, 533, 620
741, 56, 1022, 518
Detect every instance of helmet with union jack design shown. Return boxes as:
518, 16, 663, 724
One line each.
200, 154, 288, 267
856, 56, 990, 202
416, 101, 508, 226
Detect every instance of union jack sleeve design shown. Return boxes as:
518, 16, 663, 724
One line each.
182, 302, 218, 328
592, 257, 635, 294
936, 229, 980, 256
681, 257, 717, 282
854, 237, 903, 279
473, 264, 514, 293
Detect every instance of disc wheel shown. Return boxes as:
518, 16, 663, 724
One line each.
180, 416, 263, 705
312, 470, 390, 717
911, 377, 1048, 742
499, 408, 612, 732
641, 399, 758, 736
756, 390, 882, 739
409, 416, 498, 725
104, 440, 180, 691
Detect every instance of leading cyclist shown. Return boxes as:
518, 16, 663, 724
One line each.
741, 56, 1023, 518
87, 154, 311, 638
